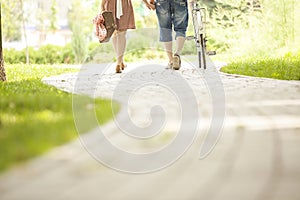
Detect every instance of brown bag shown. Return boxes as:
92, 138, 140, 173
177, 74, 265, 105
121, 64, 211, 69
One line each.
101, 11, 116, 43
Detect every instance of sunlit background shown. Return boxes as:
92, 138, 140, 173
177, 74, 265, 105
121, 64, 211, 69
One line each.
1, 1, 300, 199
2, 0, 299, 64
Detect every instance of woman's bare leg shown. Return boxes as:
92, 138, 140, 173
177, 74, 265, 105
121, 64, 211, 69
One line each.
111, 30, 127, 66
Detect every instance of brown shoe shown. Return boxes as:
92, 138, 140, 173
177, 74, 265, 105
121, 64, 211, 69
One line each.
116, 65, 122, 73
173, 54, 181, 70
121, 62, 126, 70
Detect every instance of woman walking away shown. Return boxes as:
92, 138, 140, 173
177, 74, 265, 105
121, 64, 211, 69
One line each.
100, 0, 153, 73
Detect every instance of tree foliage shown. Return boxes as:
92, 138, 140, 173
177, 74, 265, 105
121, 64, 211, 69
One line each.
67, 0, 96, 36
67, 0, 95, 63
49, 0, 59, 32
1, 0, 22, 42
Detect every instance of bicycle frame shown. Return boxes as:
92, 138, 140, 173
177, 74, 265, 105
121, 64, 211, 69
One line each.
188, 1, 215, 69
192, 5, 206, 42
192, 1, 206, 69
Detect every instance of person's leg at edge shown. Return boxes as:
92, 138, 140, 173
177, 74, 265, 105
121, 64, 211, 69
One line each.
163, 41, 173, 68
111, 30, 127, 73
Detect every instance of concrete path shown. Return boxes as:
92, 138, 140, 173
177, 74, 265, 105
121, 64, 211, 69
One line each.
0, 59, 300, 200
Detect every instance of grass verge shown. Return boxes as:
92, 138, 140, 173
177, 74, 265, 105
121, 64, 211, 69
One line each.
0, 64, 118, 172
220, 52, 300, 80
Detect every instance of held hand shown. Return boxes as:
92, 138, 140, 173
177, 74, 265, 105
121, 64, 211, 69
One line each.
144, 0, 156, 10
148, 3, 156, 10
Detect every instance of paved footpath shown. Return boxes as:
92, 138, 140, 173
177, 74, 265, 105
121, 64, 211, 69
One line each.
0, 59, 300, 200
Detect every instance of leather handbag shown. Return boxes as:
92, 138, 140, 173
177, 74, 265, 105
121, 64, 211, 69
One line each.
101, 11, 117, 43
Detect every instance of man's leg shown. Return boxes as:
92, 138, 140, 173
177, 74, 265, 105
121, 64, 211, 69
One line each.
163, 41, 173, 67
175, 36, 185, 56
155, 1, 173, 67
173, 0, 189, 69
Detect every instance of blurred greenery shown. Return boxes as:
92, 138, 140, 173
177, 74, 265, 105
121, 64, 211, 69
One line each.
0, 64, 118, 172
3, 0, 299, 64
203, 0, 300, 58
68, 0, 91, 64
3, 44, 75, 64
1, 0, 22, 42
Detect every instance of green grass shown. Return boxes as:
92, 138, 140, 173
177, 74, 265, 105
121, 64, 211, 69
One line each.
0, 64, 118, 172
220, 52, 300, 80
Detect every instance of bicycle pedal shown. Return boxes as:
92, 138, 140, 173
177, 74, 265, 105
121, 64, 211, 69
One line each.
207, 51, 216, 55
186, 36, 195, 40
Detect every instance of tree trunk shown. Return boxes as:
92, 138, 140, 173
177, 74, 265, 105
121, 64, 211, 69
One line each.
0, 3, 7, 82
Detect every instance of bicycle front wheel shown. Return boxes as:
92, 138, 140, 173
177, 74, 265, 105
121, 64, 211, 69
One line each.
198, 34, 206, 69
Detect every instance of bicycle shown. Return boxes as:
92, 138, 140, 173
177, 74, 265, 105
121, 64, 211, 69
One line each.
187, 1, 215, 69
